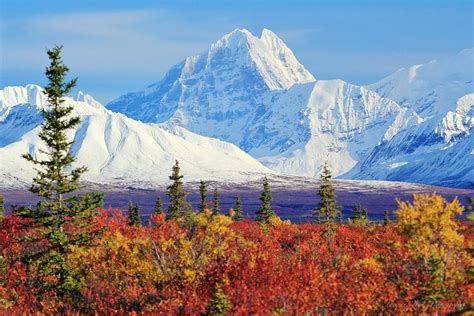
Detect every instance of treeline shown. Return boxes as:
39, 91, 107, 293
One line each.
116, 159, 386, 227
0, 46, 472, 314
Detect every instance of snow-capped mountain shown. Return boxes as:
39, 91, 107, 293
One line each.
107, 28, 421, 178
107, 28, 315, 126
253, 79, 420, 176
345, 50, 474, 186
2, 29, 472, 188
0, 85, 273, 188
368, 48, 473, 117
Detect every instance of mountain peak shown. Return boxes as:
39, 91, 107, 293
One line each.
209, 28, 315, 90
368, 48, 474, 116
107, 27, 316, 124
260, 28, 281, 42
212, 28, 253, 49
0, 84, 47, 111
75, 91, 103, 109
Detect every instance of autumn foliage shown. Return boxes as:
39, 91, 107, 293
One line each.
0, 194, 472, 314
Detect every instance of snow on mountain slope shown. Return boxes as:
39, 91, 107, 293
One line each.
107, 28, 419, 178
345, 50, 474, 186
368, 48, 473, 117
256, 80, 420, 176
0, 85, 273, 188
345, 116, 474, 187
4, 30, 471, 188
106, 28, 315, 128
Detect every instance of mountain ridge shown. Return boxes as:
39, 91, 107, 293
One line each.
1, 29, 472, 188
0, 85, 274, 188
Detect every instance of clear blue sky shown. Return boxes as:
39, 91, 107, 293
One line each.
1, 0, 472, 104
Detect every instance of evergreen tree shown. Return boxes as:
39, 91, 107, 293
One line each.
314, 162, 340, 223
15, 45, 104, 296
353, 202, 363, 220
212, 188, 221, 216
134, 203, 141, 226
128, 199, 134, 220
351, 202, 369, 224
383, 210, 390, 226
0, 195, 4, 220
128, 200, 136, 226
255, 177, 276, 223
233, 195, 243, 221
128, 201, 141, 226
199, 180, 208, 213
166, 160, 188, 220
155, 196, 163, 215
362, 208, 369, 222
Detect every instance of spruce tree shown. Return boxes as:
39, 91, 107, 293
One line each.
0, 195, 4, 220
128, 199, 134, 223
353, 202, 363, 220
383, 210, 390, 226
166, 160, 188, 220
255, 177, 276, 223
155, 196, 163, 215
133, 203, 141, 226
362, 208, 369, 222
15, 45, 104, 296
352, 202, 369, 224
199, 180, 208, 213
128, 201, 141, 226
314, 162, 340, 223
233, 195, 243, 221
212, 188, 221, 216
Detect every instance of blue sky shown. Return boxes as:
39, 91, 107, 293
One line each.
1, 0, 472, 104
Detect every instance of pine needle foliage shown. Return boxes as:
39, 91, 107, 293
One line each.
15, 45, 104, 297
256, 177, 276, 223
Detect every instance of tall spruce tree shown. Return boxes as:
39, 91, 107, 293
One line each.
255, 177, 276, 223
128, 201, 141, 226
155, 196, 163, 215
127, 201, 135, 225
0, 195, 4, 220
166, 160, 188, 220
16, 45, 104, 296
133, 203, 141, 226
212, 188, 221, 216
234, 195, 243, 221
199, 180, 208, 213
314, 162, 340, 224
383, 210, 390, 226
128, 199, 134, 221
